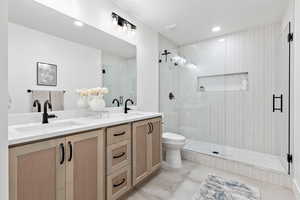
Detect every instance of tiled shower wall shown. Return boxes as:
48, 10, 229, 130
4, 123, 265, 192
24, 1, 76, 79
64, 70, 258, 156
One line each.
160, 23, 288, 156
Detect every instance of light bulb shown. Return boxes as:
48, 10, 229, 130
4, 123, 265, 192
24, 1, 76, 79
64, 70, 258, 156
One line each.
122, 22, 128, 32
112, 17, 118, 26
112, 13, 118, 26
126, 23, 131, 33
130, 26, 136, 35
118, 25, 123, 32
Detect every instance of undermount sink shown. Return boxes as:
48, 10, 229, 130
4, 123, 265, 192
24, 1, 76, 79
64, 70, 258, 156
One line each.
14, 120, 84, 134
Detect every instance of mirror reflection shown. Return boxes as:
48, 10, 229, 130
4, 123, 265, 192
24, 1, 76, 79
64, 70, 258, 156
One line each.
102, 52, 137, 107
8, 0, 136, 114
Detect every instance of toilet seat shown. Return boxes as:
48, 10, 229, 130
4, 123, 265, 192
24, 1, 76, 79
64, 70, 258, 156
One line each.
162, 132, 186, 144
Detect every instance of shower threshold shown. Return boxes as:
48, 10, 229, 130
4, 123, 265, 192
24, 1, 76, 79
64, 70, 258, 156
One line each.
183, 139, 286, 174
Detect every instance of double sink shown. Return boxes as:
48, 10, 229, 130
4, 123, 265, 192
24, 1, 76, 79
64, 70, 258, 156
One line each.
8, 111, 154, 146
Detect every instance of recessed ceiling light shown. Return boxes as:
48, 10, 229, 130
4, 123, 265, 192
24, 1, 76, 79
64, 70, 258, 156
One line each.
212, 26, 221, 32
218, 38, 225, 42
73, 21, 84, 27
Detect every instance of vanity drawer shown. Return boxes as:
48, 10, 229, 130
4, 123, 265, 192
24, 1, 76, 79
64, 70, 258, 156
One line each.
107, 165, 131, 200
107, 124, 131, 145
107, 140, 131, 174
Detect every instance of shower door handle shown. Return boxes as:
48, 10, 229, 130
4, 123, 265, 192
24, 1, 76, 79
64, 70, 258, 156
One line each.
273, 94, 283, 112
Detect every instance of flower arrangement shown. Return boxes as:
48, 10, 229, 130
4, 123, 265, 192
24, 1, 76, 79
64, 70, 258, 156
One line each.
76, 87, 109, 97
76, 89, 89, 97
76, 87, 109, 111
87, 87, 109, 96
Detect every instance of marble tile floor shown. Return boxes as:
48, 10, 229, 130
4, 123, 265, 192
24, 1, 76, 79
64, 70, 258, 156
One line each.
126, 161, 296, 200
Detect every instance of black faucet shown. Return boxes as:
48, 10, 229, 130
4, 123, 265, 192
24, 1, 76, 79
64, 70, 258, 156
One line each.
112, 98, 120, 107
33, 100, 41, 112
42, 100, 52, 124
124, 99, 134, 114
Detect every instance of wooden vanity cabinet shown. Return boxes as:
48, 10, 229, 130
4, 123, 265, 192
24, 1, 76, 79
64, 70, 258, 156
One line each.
106, 124, 132, 200
9, 117, 162, 200
9, 129, 105, 200
149, 118, 162, 172
65, 130, 105, 200
9, 138, 66, 200
132, 118, 162, 186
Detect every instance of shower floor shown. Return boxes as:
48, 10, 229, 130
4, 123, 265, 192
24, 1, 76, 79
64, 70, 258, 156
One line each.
183, 139, 286, 174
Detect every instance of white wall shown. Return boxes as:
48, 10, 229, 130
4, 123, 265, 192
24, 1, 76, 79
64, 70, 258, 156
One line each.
8, 23, 102, 113
0, 0, 8, 198
34, 0, 159, 112
282, 0, 295, 31
137, 27, 159, 111
293, 0, 300, 194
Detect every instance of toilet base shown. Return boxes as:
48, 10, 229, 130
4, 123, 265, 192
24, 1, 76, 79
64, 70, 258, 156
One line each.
165, 148, 182, 168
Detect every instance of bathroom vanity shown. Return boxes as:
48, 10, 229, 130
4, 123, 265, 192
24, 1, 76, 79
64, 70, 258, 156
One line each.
8, 112, 162, 200
7, 1, 160, 199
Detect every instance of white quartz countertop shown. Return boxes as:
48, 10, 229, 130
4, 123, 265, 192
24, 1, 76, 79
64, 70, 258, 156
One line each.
8, 111, 162, 146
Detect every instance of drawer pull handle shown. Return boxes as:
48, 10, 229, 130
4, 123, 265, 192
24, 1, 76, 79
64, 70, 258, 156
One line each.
148, 122, 153, 134
113, 178, 126, 188
113, 132, 126, 137
59, 143, 65, 165
68, 141, 73, 162
113, 152, 126, 159
148, 123, 151, 134
150, 122, 154, 133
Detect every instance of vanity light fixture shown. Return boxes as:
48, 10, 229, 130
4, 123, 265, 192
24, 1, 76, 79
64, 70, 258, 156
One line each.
112, 12, 137, 35
73, 20, 84, 27
218, 38, 225, 42
212, 26, 221, 32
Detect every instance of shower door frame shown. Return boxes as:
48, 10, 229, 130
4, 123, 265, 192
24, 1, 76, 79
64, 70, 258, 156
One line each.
287, 21, 293, 175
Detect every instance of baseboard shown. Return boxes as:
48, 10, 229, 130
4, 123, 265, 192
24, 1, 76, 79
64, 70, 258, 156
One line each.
293, 179, 300, 200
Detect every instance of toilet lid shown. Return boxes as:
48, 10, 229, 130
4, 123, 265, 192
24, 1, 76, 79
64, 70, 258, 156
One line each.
162, 132, 186, 141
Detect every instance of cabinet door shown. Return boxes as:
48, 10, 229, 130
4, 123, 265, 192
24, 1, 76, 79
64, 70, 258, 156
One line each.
132, 120, 151, 186
9, 138, 66, 200
66, 130, 105, 200
149, 118, 162, 172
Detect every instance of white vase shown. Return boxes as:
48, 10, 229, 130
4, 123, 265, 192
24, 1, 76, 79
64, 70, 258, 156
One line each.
89, 95, 106, 111
77, 96, 88, 109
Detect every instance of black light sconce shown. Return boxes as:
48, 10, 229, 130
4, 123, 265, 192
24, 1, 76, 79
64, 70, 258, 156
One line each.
112, 12, 137, 35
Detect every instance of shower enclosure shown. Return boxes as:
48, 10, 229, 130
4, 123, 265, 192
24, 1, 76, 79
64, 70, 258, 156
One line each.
159, 22, 293, 175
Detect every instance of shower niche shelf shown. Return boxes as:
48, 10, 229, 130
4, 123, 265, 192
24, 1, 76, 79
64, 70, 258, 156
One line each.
197, 72, 248, 92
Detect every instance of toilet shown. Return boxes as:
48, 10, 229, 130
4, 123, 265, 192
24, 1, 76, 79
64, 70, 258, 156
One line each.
162, 132, 186, 168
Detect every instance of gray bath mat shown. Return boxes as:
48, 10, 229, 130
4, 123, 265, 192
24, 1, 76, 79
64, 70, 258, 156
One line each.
193, 174, 260, 200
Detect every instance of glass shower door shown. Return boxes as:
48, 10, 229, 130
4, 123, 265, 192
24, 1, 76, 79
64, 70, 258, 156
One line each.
159, 49, 180, 134
273, 22, 292, 174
